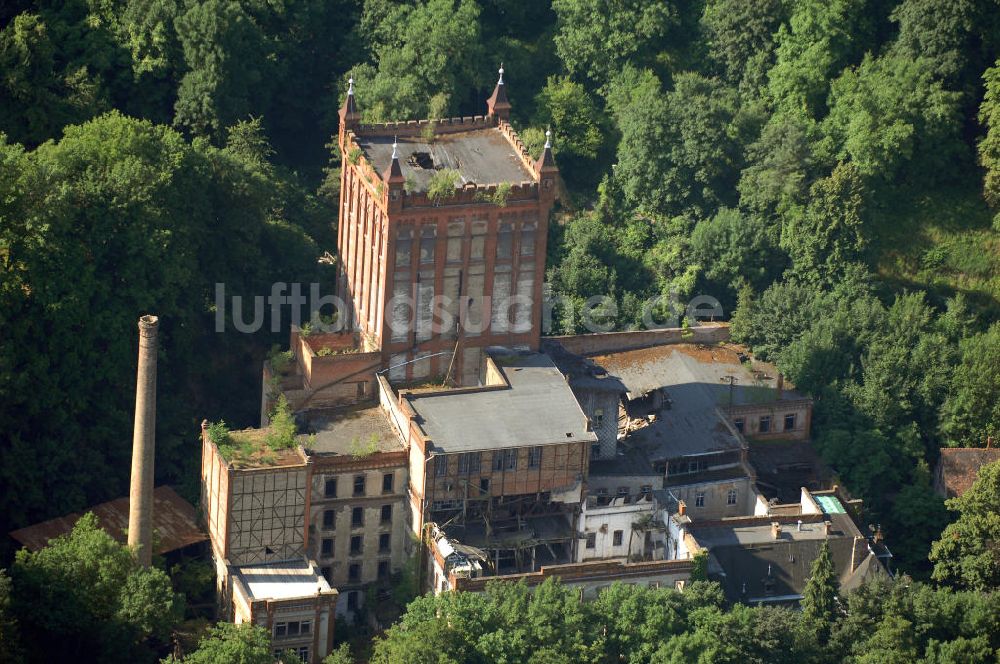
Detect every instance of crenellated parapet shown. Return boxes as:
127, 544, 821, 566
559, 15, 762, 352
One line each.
497, 118, 540, 178
354, 114, 497, 137
401, 180, 539, 209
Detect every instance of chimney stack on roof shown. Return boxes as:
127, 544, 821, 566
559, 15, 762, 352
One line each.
128, 315, 158, 567
776, 373, 784, 400
771, 522, 782, 540
824, 521, 833, 536
678, 500, 687, 516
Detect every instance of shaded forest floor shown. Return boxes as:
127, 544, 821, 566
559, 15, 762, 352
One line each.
873, 184, 1000, 320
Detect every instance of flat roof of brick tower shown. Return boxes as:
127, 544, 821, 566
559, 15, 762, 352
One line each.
356, 129, 535, 192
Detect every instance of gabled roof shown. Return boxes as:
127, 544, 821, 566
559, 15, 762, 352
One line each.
705, 534, 886, 603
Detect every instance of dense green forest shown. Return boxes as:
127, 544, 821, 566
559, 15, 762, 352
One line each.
2, 0, 1000, 661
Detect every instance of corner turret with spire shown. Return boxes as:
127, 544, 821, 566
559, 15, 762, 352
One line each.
384, 136, 405, 212
339, 76, 361, 138
486, 64, 511, 121
535, 128, 558, 200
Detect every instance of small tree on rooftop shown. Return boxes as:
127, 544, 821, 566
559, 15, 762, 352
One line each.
427, 169, 461, 204
265, 395, 297, 450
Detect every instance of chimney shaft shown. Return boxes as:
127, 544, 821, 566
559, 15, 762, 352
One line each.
776, 373, 784, 400
128, 315, 158, 567
771, 522, 781, 539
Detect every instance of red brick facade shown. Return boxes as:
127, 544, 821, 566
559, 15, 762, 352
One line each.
336, 81, 557, 385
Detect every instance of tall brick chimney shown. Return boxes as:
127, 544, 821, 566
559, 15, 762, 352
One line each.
128, 315, 158, 567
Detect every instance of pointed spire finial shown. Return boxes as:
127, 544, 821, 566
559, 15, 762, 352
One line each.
498, 63, 504, 85
348, 77, 354, 96
391, 136, 398, 160
544, 128, 552, 149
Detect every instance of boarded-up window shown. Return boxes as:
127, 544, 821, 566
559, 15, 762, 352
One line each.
496, 222, 513, 260
389, 353, 407, 382
442, 270, 461, 338
390, 279, 411, 343
520, 225, 536, 256
395, 227, 412, 267
416, 272, 434, 341
420, 226, 436, 264
491, 268, 512, 333
465, 267, 485, 337
470, 219, 487, 261
512, 269, 535, 333
412, 353, 431, 379
446, 220, 464, 263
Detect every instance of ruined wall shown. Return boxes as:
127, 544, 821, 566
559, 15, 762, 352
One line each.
225, 462, 310, 566
202, 432, 231, 560
424, 440, 589, 505
571, 388, 619, 459
730, 399, 812, 441
451, 558, 694, 596
379, 203, 547, 382
549, 324, 730, 357
309, 454, 409, 591
667, 476, 757, 521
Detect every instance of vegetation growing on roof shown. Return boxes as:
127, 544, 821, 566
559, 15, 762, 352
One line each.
266, 345, 293, 376
349, 433, 380, 459
476, 182, 512, 207
427, 169, 461, 203
209, 397, 298, 467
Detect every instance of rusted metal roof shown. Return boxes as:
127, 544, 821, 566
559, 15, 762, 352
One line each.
9, 485, 206, 554
935, 447, 1000, 499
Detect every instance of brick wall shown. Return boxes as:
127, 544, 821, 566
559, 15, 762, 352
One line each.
548, 323, 730, 356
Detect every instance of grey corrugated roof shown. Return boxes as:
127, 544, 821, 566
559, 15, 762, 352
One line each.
405, 352, 597, 453
357, 130, 534, 192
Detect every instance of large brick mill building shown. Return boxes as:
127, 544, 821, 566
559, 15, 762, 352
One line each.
184, 68, 890, 663
336, 67, 557, 385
